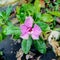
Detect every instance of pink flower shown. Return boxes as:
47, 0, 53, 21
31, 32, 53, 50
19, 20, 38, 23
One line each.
20, 16, 42, 40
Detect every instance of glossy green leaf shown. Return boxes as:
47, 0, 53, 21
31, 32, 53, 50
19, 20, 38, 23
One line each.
34, 37, 46, 54
33, 13, 41, 22
3, 25, 21, 39
36, 21, 50, 32
0, 12, 6, 20
22, 37, 32, 54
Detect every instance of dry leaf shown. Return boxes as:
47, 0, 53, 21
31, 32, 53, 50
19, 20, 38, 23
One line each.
49, 39, 60, 56
48, 31, 60, 44
56, 18, 60, 24
40, 0, 45, 8
16, 49, 23, 60
11, 18, 18, 24
56, 47, 60, 56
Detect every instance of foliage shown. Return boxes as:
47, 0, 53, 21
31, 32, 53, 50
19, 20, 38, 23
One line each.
57, 0, 60, 3
16, 0, 60, 54
40, 13, 53, 23
3, 25, 21, 39
16, 0, 41, 23
45, 0, 50, 3
0, 6, 21, 40
34, 0, 41, 12
47, 11, 60, 17
0, 33, 2, 41
22, 36, 46, 54
36, 21, 50, 33
0, 0, 60, 55
16, 3, 35, 23
0, 6, 12, 26
22, 37, 32, 54
34, 37, 46, 54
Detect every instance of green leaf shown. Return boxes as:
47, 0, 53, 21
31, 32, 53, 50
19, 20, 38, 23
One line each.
6, 6, 12, 17
16, 6, 20, 14
6, 6, 12, 20
0, 12, 3, 17
22, 37, 32, 54
0, 33, 2, 41
45, 0, 50, 3
0, 12, 6, 20
3, 25, 21, 39
36, 21, 50, 32
47, 11, 60, 17
54, 28, 60, 31
34, 0, 40, 13
41, 13, 53, 23
0, 8, 11, 26
57, 0, 60, 3
0, 51, 3, 55
34, 37, 46, 54
16, 4, 35, 23
33, 13, 41, 22
19, 12, 26, 23
0, 17, 4, 26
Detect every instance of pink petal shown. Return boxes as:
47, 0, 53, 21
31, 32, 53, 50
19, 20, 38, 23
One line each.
20, 24, 28, 35
20, 33, 29, 39
24, 16, 33, 27
31, 34, 39, 40
31, 24, 42, 40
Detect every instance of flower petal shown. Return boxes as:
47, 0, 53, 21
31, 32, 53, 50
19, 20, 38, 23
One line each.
24, 16, 33, 27
20, 24, 28, 35
31, 24, 42, 40
31, 34, 39, 40
20, 33, 29, 39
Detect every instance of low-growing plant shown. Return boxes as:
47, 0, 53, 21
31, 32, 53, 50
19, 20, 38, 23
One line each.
20, 16, 46, 54
0, 6, 21, 41
16, 0, 60, 54
0, 0, 60, 56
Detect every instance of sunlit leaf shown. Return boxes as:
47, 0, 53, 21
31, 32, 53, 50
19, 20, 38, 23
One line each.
34, 0, 40, 12
41, 13, 53, 23
47, 11, 60, 17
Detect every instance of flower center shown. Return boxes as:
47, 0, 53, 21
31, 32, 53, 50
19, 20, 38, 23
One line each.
29, 27, 32, 32
27, 27, 32, 32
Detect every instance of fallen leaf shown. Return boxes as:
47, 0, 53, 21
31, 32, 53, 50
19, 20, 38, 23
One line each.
40, 0, 45, 8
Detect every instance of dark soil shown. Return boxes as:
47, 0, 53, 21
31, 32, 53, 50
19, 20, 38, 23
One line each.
0, 36, 21, 60
0, 36, 57, 60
